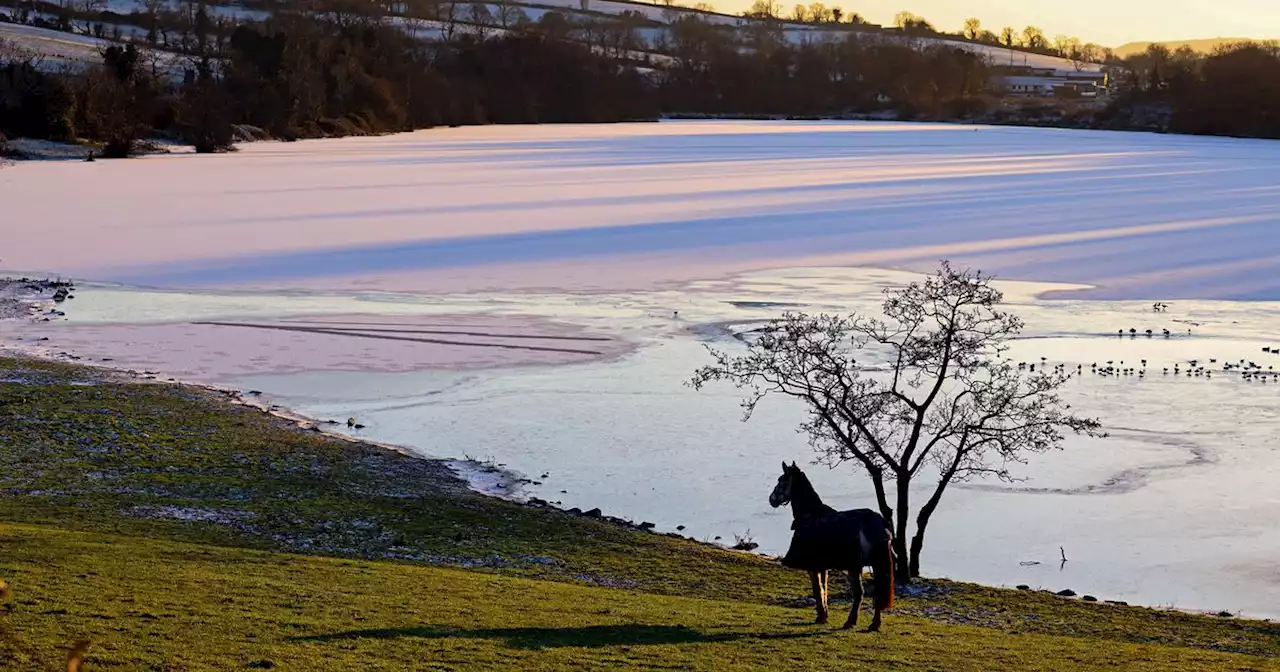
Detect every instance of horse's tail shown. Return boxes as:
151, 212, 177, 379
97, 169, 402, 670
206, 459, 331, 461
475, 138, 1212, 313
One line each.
873, 533, 895, 611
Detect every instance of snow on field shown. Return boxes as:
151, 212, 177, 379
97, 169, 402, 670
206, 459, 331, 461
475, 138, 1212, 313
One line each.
530, 0, 673, 21
99, 0, 269, 20
0, 22, 188, 73
476, 0, 1097, 70
937, 37, 1102, 72
0, 22, 112, 65
6, 121, 1280, 300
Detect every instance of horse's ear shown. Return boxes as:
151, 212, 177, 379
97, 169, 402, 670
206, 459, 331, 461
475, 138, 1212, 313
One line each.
781, 461, 788, 472
791, 461, 798, 469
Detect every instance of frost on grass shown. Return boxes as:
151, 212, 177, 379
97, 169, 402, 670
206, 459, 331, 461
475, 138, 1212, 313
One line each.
129, 505, 258, 524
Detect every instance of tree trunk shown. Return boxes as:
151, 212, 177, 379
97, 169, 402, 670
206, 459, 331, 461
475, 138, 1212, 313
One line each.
893, 473, 911, 584
869, 467, 893, 532
908, 523, 925, 579
910, 474, 954, 579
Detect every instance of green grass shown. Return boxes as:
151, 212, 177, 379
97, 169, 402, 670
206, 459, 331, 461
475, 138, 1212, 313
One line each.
4, 524, 1279, 672
2, 356, 1280, 670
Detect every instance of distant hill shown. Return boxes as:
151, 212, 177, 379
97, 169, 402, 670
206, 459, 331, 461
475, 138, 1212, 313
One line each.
1113, 38, 1259, 58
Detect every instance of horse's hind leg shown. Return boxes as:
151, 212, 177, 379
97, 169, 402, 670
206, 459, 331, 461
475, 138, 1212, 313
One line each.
866, 606, 882, 633
820, 571, 830, 619
842, 570, 863, 630
809, 571, 828, 624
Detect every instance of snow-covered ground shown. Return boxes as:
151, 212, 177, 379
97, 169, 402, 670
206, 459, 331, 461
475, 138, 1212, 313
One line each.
6, 121, 1280, 616
506, 0, 1099, 71
0, 22, 113, 65
99, 0, 269, 21
0, 21, 188, 73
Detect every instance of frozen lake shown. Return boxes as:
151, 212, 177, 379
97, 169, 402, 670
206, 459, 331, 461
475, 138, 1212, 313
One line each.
5, 121, 1280, 617
7, 120, 1280, 299
220, 268, 1280, 618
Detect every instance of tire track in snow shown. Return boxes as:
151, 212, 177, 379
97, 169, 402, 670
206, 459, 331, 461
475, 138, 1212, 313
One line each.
191, 321, 605, 356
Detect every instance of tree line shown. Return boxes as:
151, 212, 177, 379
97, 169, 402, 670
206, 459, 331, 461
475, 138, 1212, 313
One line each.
0, 9, 658, 155
1101, 42, 1280, 138
0, 5, 998, 155
732, 4, 1112, 67
6, 1, 1280, 154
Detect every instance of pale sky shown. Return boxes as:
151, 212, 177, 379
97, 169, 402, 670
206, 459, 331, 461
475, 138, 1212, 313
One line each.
714, 0, 1280, 46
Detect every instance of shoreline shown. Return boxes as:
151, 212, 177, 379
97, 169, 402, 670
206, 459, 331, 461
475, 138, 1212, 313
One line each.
5, 270, 1280, 619
0, 343, 534, 502
2, 346, 1269, 622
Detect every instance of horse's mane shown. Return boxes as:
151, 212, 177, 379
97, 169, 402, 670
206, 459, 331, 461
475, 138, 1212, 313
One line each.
788, 467, 834, 521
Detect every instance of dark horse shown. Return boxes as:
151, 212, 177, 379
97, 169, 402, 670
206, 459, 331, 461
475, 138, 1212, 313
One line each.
769, 461, 894, 632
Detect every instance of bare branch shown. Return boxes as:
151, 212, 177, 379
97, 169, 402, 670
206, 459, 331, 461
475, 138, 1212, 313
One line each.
689, 261, 1103, 580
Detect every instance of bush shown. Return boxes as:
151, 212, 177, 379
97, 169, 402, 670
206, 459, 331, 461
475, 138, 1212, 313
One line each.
0, 62, 78, 141
101, 136, 134, 158
0, 130, 15, 158
316, 117, 363, 137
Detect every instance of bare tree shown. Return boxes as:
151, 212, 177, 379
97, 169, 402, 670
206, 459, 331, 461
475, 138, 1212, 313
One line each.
137, 44, 166, 80
1072, 42, 1101, 71
1022, 25, 1046, 51
1054, 35, 1081, 58
893, 10, 934, 34
438, 0, 460, 43
468, 1, 492, 38
962, 17, 980, 41
493, 0, 519, 29
743, 0, 780, 20
691, 262, 1103, 582
0, 35, 35, 64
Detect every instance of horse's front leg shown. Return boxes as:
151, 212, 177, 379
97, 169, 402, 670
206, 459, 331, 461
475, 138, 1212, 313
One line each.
842, 569, 863, 630
809, 571, 828, 624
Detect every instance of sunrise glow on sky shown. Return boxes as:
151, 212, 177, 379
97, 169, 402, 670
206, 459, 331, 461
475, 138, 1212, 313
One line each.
712, 0, 1278, 46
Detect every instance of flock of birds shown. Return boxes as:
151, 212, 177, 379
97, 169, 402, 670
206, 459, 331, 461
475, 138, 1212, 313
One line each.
1014, 355, 1280, 382
1010, 309, 1280, 384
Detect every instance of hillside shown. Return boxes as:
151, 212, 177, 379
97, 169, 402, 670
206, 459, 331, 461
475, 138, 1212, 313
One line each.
0, 0, 1101, 73
2, 355, 1280, 669
1113, 37, 1258, 57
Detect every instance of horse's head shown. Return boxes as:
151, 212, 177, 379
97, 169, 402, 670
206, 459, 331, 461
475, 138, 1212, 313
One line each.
769, 461, 800, 508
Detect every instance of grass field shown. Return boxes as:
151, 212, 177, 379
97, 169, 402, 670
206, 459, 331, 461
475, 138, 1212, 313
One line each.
2, 355, 1279, 670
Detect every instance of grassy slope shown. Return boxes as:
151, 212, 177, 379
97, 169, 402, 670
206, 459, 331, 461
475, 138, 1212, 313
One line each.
1, 356, 1279, 670
5, 524, 1277, 672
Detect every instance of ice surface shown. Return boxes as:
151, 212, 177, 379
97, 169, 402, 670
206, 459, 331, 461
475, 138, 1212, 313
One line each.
217, 266, 1280, 618
0, 287, 631, 377
6, 121, 1280, 300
